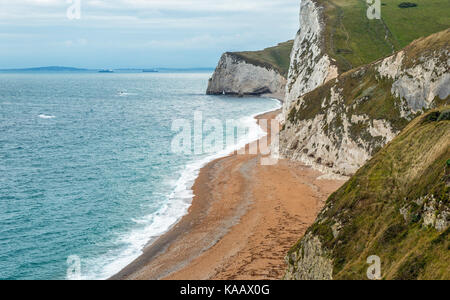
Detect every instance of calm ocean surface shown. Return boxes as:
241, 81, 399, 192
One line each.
0, 72, 280, 280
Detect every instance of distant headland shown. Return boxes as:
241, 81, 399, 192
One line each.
0, 66, 214, 73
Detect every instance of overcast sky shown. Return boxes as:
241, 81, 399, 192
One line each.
0, 0, 300, 69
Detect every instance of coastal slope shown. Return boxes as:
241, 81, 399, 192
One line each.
207, 41, 293, 99
283, 0, 450, 116
281, 1, 450, 280
281, 29, 450, 176
285, 107, 450, 280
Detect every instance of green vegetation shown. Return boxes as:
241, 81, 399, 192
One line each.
284, 2, 450, 280
320, 0, 450, 71
229, 40, 294, 77
398, 2, 418, 9
286, 52, 408, 150
291, 107, 450, 279
286, 29, 449, 151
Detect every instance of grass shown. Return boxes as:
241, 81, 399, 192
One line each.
286, 29, 449, 141
291, 106, 450, 279
225, 1, 450, 77
286, 58, 407, 151
229, 40, 294, 77
284, 2, 450, 280
319, 0, 450, 72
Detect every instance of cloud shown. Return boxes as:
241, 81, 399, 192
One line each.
0, 0, 300, 19
64, 38, 88, 47
0, 0, 300, 68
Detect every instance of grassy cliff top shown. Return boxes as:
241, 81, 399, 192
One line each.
320, 0, 450, 71
289, 106, 450, 279
227, 40, 294, 77
287, 29, 450, 135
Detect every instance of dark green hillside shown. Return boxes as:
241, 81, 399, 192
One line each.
287, 106, 450, 279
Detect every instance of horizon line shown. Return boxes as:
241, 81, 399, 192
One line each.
0, 66, 215, 71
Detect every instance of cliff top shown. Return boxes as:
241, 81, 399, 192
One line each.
319, 0, 450, 72
287, 28, 450, 129
226, 40, 294, 77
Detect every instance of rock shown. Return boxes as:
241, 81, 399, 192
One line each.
435, 209, 449, 232
206, 52, 287, 99
284, 233, 333, 280
400, 205, 410, 222
377, 50, 450, 116
331, 221, 343, 239
423, 199, 437, 228
280, 29, 450, 176
282, 0, 338, 119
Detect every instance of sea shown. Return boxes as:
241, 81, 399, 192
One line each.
0, 71, 280, 280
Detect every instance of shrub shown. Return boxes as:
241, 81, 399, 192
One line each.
437, 109, 450, 121
379, 223, 407, 245
423, 110, 450, 123
424, 111, 440, 122
395, 255, 427, 280
398, 2, 418, 8
432, 227, 449, 244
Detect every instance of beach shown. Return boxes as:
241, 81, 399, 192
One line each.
111, 109, 345, 280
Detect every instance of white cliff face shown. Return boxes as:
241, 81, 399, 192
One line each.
284, 233, 333, 280
377, 50, 450, 116
206, 53, 286, 99
280, 2, 449, 177
283, 0, 338, 118
280, 37, 450, 176
280, 86, 395, 176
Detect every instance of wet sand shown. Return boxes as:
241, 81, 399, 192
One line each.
111, 110, 345, 280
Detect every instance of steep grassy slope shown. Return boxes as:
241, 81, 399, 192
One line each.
321, 0, 450, 72
229, 40, 294, 77
285, 107, 450, 280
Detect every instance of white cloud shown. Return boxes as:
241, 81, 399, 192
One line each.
64, 38, 88, 47
0, 0, 300, 68
0, 0, 300, 18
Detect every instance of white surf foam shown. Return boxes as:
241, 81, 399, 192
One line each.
38, 114, 55, 119
80, 99, 281, 280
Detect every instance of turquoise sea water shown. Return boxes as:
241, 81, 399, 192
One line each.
0, 72, 280, 280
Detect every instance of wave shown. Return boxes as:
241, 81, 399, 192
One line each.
38, 114, 55, 119
79, 99, 281, 280
117, 91, 137, 97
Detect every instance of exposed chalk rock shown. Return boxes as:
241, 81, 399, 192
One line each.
282, 0, 338, 118
280, 30, 450, 176
206, 53, 287, 100
284, 233, 333, 280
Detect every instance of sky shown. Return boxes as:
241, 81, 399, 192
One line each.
0, 0, 300, 69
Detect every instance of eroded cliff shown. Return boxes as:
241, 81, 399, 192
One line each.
280, 0, 450, 281
280, 29, 450, 176
285, 107, 450, 280
206, 41, 293, 100
283, 0, 338, 117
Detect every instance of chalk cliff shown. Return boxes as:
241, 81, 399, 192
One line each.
280, 0, 450, 281
280, 29, 450, 176
283, 0, 338, 117
207, 41, 293, 100
285, 106, 450, 280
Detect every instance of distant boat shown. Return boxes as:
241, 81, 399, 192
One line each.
142, 69, 158, 73
99, 69, 114, 73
